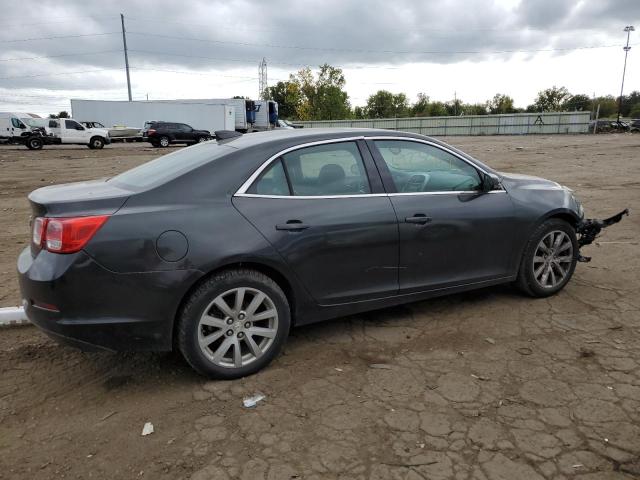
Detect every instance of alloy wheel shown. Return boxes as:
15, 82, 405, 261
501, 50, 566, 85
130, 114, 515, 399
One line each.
532, 230, 573, 288
197, 287, 279, 368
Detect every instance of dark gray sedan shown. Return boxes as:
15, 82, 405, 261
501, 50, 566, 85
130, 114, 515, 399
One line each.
17, 128, 626, 378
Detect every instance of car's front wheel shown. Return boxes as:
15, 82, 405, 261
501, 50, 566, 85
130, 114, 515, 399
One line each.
88, 136, 105, 149
178, 269, 290, 379
516, 218, 578, 297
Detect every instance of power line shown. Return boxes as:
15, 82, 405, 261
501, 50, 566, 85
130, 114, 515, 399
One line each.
127, 31, 633, 56
0, 68, 121, 80
0, 50, 121, 62
0, 32, 120, 43
127, 49, 405, 71
0, 15, 119, 27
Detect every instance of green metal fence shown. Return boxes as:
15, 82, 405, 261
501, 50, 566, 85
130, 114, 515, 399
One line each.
297, 112, 591, 135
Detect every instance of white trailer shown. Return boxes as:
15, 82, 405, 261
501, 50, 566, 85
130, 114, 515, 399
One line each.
71, 100, 235, 134
147, 98, 257, 132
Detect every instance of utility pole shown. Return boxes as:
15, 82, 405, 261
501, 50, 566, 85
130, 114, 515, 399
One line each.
617, 25, 634, 124
120, 13, 132, 102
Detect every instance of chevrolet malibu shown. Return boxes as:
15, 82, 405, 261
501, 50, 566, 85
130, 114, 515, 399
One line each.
17, 129, 626, 378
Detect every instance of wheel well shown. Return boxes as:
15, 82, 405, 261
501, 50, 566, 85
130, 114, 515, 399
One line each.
90, 135, 104, 142
171, 262, 296, 350
547, 212, 579, 228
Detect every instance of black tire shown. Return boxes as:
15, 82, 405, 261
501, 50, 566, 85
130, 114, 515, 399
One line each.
178, 269, 290, 379
89, 136, 105, 149
159, 136, 170, 147
26, 137, 43, 150
516, 218, 578, 297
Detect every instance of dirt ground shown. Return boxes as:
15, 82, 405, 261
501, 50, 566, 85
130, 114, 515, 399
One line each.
0, 135, 638, 480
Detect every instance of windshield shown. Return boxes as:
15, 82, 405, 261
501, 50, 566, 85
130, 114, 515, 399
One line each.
109, 141, 235, 191
22, 118, 41, 128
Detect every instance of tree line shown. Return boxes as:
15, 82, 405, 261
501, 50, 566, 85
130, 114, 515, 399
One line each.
265, 64, 640, 121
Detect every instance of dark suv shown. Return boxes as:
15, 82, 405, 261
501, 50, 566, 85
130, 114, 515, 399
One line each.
142, 121, 211, 147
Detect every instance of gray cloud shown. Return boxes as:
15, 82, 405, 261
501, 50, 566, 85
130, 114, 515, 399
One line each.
0, 0, 638, 112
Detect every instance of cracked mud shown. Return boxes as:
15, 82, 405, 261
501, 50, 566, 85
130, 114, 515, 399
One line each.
0, 135, 638, 479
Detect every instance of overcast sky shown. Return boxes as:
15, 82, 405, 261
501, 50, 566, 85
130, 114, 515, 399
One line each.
1, 0, 638, 117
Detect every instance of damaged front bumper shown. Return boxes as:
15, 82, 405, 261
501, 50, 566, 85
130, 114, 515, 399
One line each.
575, 208, 629, 262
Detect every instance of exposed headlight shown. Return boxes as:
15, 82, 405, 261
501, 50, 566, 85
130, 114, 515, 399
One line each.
571, 192, 584, 218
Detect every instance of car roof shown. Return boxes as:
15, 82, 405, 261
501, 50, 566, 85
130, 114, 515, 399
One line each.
221, 127, 434, 149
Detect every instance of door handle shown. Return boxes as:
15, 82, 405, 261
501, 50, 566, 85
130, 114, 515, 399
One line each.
405, 214, 432, 225
276, 220, 309, 232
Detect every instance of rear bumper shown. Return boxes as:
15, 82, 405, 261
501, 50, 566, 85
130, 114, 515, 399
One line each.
17, 247, 199, 351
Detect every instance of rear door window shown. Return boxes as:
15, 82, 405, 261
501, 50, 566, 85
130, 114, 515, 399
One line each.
281, 142, 371, 196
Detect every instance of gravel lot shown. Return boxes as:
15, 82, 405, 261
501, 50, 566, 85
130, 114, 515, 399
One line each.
0, 135, 638, 480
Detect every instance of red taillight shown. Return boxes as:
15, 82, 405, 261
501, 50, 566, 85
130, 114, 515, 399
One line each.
31, 215, 109, 254
147, 129, 156, 135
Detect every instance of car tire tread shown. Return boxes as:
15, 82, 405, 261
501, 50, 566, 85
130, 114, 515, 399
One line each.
516, 218, 577, 298
177, 269, 290, 379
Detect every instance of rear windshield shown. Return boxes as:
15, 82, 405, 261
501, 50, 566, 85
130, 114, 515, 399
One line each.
109, 142, 235, 191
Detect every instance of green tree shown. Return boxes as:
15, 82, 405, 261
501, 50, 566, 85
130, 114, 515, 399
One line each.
365, 90, 409, 118
427, 101, 449, 116
629, 103, 640, 118
288, 64, 351, 120
353, 105, 366, 119
48, 111, 69, 119
620, 90, 640, 116
462, 103, 488, 115
486, 94, 516, 114
532, 86, 572, 111
564, 94, 592, 111
411, 93, 431, 116
265, 81, 301, 119
593, 95, 618, 118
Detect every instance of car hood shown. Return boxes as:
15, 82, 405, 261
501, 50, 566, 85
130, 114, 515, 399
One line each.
498, 172, 564, 191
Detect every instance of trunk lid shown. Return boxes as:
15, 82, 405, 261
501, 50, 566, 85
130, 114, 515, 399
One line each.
28, 179, 132, 218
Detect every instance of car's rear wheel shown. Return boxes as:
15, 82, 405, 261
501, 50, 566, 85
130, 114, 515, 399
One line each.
159, 136, 170, 147
197, 136, 208, 143
178, 269, 290, 379
516, 218, 577, 297
26, 137, 43, 150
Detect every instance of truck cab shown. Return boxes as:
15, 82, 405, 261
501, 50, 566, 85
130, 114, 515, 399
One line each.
44, 118, 111, 149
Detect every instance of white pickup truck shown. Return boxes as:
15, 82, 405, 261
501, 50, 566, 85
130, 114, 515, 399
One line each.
0, 112, 111, 149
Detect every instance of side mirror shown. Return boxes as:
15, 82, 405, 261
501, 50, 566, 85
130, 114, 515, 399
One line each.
481, 172, 501, 192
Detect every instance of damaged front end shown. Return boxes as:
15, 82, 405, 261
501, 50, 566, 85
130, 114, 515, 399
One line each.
575, 208, 629, 262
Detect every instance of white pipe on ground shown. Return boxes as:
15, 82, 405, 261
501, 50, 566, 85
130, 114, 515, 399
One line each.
0, 307, 30, 327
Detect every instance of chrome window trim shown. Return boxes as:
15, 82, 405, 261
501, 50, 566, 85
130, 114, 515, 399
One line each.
236, 193, 389, 199
367, 135, 491, 175
234, 135, 506, 199
234, 190, 507, 199
235, 136, 367, 195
